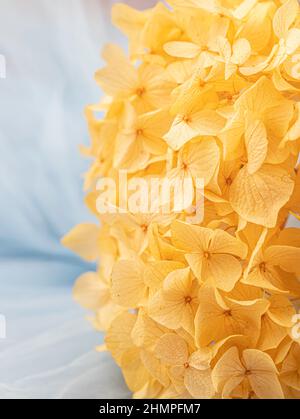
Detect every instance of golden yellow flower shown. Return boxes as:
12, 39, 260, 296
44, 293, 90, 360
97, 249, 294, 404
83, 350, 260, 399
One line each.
212, 346, 284, 399
155, 333, 214, 398
148, 267, 198, 334
63, 0, 300, 399
195, 285, 269, 347
172, 220, 247, 291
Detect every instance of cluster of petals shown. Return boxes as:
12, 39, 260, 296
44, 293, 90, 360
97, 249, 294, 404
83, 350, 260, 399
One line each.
63, 0, 300, 399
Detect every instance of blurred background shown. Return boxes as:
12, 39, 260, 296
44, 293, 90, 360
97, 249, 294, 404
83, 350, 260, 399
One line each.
0, 0, 156, 399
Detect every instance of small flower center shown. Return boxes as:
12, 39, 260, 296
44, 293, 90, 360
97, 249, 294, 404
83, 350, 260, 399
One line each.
259, 262, 267, 272
136, 87, 146, 97
218, 91, 234, 102
245, 369, 251, 376
225, 177, 232, 186
181, 161, 188, 170
224, 309, 232, 317
136, 128, 143, 136
140, 223, 148, 232
204, 251, 210, 259
183, 362, 190, 369
185, 296, 192, 304
199, 80, 206, 88
182, 115, 191, 123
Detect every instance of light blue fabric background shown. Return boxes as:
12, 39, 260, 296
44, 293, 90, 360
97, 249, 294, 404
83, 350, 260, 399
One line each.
1, 0, 297, 400
0, 0, 159, 399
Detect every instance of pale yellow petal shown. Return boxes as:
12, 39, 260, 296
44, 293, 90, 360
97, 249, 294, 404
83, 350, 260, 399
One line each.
265, 245, 300, 275
73, 272, 107, 310
229, 165, 294, 228
243, 348, 278, 374
164, 41, 201, 58
206, 253, 242, 291
184, 367, 215, 398
273, 0, 299, 39
164, 116, 198, 151
281, 344, 300, 391
164, 267, 192, 294
155, 333, 189, 365
189, 349, 212, 371
179, 137, 220, 186
190, 110, 225, 138
95, 46, 138, 97
105, 312, 137, 364
111, 260, 146, 308
61, 223, 99, 261
140, 349, 170, 387
144, 261, 185, 291
131, 309, 168, 349
211, 347, 245, 393
258, 314, 287, 351
286, 28, 300, 54
210, 229, 247, 259
238, 3, 272, 52
185, 253, 204, 280
231, 38, 251, 65
267, 295, 295, 327
172, 220, 213, 252
245, 119, 268, 175
148, 290, 183, 329
121, 348, 150, 392
248, 372, 284, 399
243, 349, 283, 399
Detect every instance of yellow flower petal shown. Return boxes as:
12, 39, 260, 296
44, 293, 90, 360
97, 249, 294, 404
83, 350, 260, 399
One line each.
105, 312, 137, 364
73, 272, 108, 310
131, 309, 168, 349
172, 220, 213, 252
177, 137, 220, 186
155, 333, 189, 365
265, 245, 300, 275
267, 295, 295, 327
281, 343, 300, 391
111, 259, 146, 308
205, 253, 242, 291
164, 41, 201, 59
212, 346, 245, 394
210, 229, 247, 259
184, 367, 215, 398
273, 0, 299, 39
243, 349, 284, 399
122, 348, 150, 392
245, 118, 268, 175
231, 38, 251, 65
140, 349, 170, 387
258, 314, 287, 351
164, 110, 225, 150
61, 223, 99, 261
95, 45, 138, 97
144, 261, 185, 291
229, 165, 294, 227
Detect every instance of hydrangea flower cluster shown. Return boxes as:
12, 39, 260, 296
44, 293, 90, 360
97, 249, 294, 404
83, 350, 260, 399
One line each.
63, 0, 300, 398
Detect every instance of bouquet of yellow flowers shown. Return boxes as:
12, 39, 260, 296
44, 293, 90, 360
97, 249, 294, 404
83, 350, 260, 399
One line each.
63, 0, 300, 399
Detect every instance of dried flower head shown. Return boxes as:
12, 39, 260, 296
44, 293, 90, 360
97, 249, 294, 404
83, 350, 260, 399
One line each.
63, 0, 300, 399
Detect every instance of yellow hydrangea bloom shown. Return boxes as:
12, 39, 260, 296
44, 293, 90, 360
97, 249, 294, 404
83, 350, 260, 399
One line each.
63, 0, 300, 399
